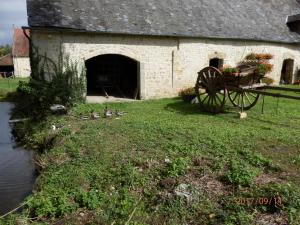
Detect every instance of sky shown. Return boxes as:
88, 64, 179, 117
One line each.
0, 0, 28, 45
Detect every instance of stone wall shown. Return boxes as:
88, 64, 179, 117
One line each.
13, 57, 31, 78
31, 30, 300, 99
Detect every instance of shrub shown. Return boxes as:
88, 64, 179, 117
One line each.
178, 87, 196, 97
75, 189, 103, 210
224, 161, 259, 186
27, 190, 77, 218
15, 48, 86, 119
165, 157, 190, 178
178, 87, 196, 102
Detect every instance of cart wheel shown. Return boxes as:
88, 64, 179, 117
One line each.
195, 67, 226, 114
228, 91, 260, 110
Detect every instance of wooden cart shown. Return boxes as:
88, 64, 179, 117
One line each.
195, 66, 300, 114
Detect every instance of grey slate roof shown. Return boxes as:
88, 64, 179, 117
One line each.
27, 0, 300, 43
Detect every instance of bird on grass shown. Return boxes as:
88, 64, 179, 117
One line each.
104, 106, 113, 118
115, 109, 127, 117
90, 110, 100, 119
91, 112, 100, 119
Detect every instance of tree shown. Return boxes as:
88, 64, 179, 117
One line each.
0, 45, 12, 57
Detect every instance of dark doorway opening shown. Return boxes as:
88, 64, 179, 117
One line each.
0, 54, 14, 77
85, 54, 139, 99
0, 66, 14, 78
280, 59, 294, 84
209, 58, 224, 69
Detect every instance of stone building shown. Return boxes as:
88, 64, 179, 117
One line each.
26, 0, 300, 99
12, 28, 31, 78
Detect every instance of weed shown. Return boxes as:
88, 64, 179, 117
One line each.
26, 190, 77, 218
293, 155, 300, 166
224, 161, 260, 186
165, 157, 190, 178
238, 148, 272, 168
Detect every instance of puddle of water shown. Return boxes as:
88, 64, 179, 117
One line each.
0, 102, 36, 215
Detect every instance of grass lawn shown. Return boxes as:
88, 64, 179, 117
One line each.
3, 87, 300, 225
0, 77, 29, 101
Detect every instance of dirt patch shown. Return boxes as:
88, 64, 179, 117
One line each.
255, 173, 285, 186
255, 212, 289, 225
160, 178, 177, 190
193, 157, 211, 167
180, 169, 233, 201
257, 143, 300, 185
53, 209, 97, 225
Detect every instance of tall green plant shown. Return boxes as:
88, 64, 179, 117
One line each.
16, 47, 86, 119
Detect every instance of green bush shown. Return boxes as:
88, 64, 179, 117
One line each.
178, 87, 196, 103
178, 87, 196, 97
15, 48, 86, 119
76, 189, 103, 210
165, 157, 190, 178
27, 190, 77, 218
225, 161, 259, 186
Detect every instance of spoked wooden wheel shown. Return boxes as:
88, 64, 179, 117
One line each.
228, 90, 260, 110
195, 67, 226, 114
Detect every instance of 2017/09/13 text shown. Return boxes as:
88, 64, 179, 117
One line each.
235, 197, 283, 207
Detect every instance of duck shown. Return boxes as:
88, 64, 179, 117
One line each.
91, 112, 100, 119
115, 110, 126, 117
91, 112, 100, 120
104, 106, 113, 118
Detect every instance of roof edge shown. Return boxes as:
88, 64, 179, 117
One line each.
26, 26, 300, 45
287, 14, 300, 23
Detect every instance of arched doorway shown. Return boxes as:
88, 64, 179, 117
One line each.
85, 54, 140, 99
280, 59, 294, 84
209, 57, 224, 69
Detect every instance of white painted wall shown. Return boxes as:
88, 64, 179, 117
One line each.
31, 31, 300, 99
13, 57, 31, 78
174, 39, 300, 90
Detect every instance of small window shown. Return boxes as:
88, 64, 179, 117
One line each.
209, 58, 224, 69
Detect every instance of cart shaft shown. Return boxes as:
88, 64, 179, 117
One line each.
230, 86, 300, 101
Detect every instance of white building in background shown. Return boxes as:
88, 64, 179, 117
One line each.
12, 28, 31, 78
26, 0, 300, 99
